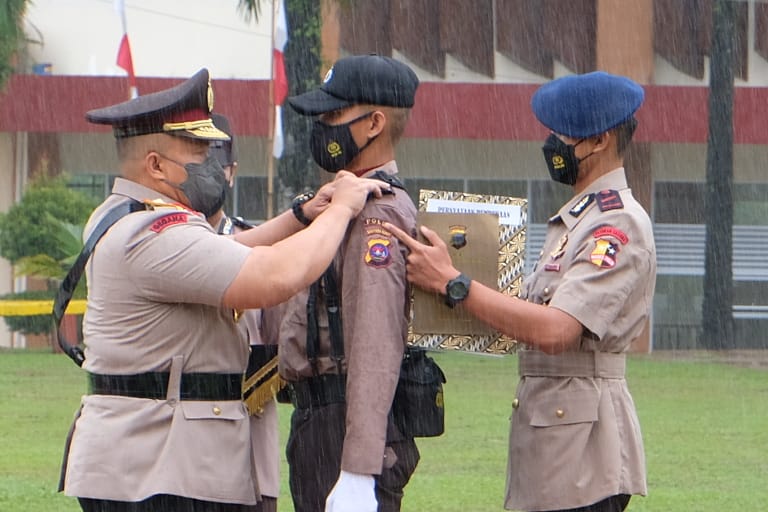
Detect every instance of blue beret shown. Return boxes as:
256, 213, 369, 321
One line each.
531, 71, 644, 138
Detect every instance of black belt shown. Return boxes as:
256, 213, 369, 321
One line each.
88, 372, 243, 401
288, 373, 346, 410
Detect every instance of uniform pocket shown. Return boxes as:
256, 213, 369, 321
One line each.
180, 401, 246, 421
529, 389, 599, 427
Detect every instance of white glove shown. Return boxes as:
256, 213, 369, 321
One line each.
325, 470, 377, 512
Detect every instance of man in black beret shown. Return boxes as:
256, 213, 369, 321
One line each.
385, 71, 656, 512
59, 68, 390, 512
277, 54, 422, 512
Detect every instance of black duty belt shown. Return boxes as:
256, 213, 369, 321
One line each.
88, 372, 243, 401
288, 373, 346, 410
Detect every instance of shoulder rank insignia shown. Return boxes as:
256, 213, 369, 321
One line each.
596, 190, 624, 212
569, 193, 595, 217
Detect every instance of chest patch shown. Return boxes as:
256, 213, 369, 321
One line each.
363, 217, 394, 268
590, 238, 620, 269
150, 212, 189, 233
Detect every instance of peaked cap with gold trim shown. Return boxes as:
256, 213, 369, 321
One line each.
86, 68, 229, 141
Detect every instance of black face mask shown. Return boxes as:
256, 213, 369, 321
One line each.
310, 111, 377, 172
541, 134, 593, 186
161, 154, 228, 217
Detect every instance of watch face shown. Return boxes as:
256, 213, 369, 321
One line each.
448, 281, 469, 300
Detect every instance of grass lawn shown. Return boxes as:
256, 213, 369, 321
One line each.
1, 349, 766, 511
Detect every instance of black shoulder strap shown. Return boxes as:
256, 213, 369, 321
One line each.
53, 200, 146, 366
370, 170, 407, 191
231, 216, 255, 230
305, 263, 345, 375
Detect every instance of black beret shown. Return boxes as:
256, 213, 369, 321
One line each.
288, 55, 419, 116
531, 71, 644, 138
86, 68, 229, 141
209, 113, 236, 166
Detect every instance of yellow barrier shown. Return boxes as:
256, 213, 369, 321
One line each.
0, 300, 87, 316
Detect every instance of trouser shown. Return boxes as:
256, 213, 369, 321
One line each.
253, 496, 277, 512
286, 402, 420, 512
78, 495, 260, 512
538, 494, 632, 512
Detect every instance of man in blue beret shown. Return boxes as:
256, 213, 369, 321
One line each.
59, 69, 390, 512
384, 71, 656, 512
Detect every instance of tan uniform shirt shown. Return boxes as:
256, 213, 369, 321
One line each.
506, 168, 656, 511
278, 161, 416, 475
221, 218, 281, 500
63, 178, 259, 504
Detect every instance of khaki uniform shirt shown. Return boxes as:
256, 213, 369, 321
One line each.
221, 218, 281, 500
506, 168, 656, 511
278, 161, 416, 475
63, 178, 258, 504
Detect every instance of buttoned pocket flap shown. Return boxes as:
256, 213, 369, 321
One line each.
530, 390, 599, 427
180, 401, 246, 421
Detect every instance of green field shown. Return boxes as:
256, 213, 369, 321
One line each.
1, 349, 766, 511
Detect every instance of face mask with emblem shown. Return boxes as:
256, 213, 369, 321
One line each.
163, 155, 228, 217
541, 134, 593, 186
309, 111, 377, 172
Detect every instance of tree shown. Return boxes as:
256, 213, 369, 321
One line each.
0, 0, 28, 89
0, 175, 94, 264
238, 0, 322, 210
701, 0, 736, 349
0, 176, 93, 339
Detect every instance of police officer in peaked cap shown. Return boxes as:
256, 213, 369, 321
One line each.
385, 71, 657, 512
59, 68, 391, 512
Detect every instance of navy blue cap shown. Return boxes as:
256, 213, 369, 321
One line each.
288, 55, 419, 116
86, 68, 230, 141
209, 113, 236, 166
531, 71, 644, 138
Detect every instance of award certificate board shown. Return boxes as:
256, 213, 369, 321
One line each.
409, 190, 527, 354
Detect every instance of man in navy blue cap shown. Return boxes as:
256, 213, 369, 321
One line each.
277, 54, 422, 512
59, 68, 390, 512
384, 71, 656, 512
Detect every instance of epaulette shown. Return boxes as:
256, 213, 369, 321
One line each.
371, 170, 407, 191
595, 190, 624, 212
142, 198, 193, 211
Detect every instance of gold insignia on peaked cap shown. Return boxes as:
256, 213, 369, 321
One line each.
85, 68, 230, 141
207, 78, 214, 111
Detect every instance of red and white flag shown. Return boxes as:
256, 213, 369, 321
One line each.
272, 0, 288, 158
114, 0, 138, 98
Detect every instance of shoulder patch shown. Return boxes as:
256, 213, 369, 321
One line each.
592, 225, 629, 245
150, 212, 190, 233
596, 190, 624, 212
363, 217, 394, 268
590, 238, 620, 269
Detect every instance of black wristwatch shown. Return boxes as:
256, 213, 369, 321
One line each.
291, 191, 315, 226
444, 273, 472, 308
